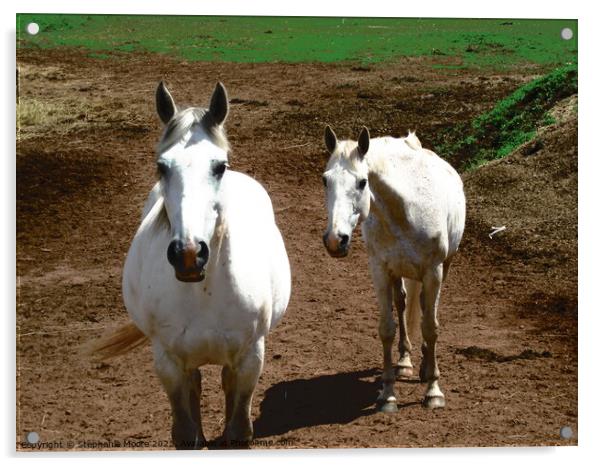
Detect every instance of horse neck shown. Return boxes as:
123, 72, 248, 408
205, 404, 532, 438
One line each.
365, 145, 412, 233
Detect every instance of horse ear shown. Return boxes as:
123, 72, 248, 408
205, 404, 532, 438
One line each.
357, 126, 370, 158
156, 81, 177, 125
209, 82, 229, 126
324, 125, 338, 154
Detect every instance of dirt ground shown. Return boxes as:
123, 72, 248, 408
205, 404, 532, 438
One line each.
16, 48, 577, 449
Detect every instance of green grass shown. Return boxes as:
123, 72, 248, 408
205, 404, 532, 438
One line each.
435, 64, 577, 170
17, 14, 577, 67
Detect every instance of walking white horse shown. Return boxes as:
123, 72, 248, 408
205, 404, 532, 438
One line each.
90, 82, 291, 448
321, 126, 465, 412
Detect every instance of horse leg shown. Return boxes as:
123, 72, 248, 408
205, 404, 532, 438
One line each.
370, 261, 397, 413
443, 255, 454, 282
393, 278, 413, 378
419, 264, 446, 409
221, 365, 235, 427
223, 338, 265, 446
153, 344, 205, 449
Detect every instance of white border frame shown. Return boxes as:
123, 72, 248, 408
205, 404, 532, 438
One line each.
4, 1, 598, 464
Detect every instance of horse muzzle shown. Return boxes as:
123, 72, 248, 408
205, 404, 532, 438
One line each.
322, 232, 350, 258
167, 239, 209, 283
175, 269, 206, 283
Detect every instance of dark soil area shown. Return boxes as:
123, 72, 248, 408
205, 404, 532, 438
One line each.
16, 47, 577, 449
462, 114, 578, 316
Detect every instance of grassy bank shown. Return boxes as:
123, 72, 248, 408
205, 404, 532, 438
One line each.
436, 64, 577, 170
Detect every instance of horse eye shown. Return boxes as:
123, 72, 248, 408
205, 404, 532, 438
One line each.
322, 175, 328, 187
213, 161, 228, 178
157, 161, 169, 176
358, 179, 367, 190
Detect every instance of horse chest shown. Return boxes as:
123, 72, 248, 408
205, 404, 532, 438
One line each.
130, 276, 263, 366
162, 302, 259, 365
362, 219, 423, 280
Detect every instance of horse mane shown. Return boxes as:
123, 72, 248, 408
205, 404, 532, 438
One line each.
328, 130, 425, 173
404, 130, 422, 151
157, 107, 230, 154
140, 192, 170, 234
327, 131, 441, 188
326, 140, 365, 172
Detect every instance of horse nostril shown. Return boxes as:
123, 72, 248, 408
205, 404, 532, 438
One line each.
167, 239, 183, 266
197, 241, 209, 266
339, 234, 350, 248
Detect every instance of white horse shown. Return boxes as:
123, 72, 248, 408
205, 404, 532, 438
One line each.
321, 126, 465, 411
90, 82, 291, 448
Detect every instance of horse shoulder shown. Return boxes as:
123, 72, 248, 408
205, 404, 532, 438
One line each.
368, 157, 457, 267
221, 171, 275, 221
220, 170, 291, 325
123, 190, 173, 327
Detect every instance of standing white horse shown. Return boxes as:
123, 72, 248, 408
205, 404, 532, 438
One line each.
321, 126, 465, 412
91, 82, 291, 448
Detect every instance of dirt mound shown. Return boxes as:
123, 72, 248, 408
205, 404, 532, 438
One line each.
461, 101, 577, 316
436, 65, 577, 170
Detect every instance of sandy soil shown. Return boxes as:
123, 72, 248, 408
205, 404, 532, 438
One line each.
16, 48, 577, 449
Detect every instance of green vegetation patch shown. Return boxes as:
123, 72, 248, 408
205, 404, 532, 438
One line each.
17, 14, 577, 68
436, 64, 577, 170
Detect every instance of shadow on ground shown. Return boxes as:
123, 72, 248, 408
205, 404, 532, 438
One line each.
254, 367, 387, 438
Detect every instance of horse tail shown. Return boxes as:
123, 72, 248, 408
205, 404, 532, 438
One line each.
403, 278, 422, 344
85, 322, 147, 361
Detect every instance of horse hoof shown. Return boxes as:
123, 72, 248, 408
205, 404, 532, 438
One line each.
396, 366, 413, 379
377, 397, 398, 413
423, 396, 445, 409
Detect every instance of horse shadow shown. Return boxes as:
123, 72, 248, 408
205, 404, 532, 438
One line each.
254, 367, 418, 438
